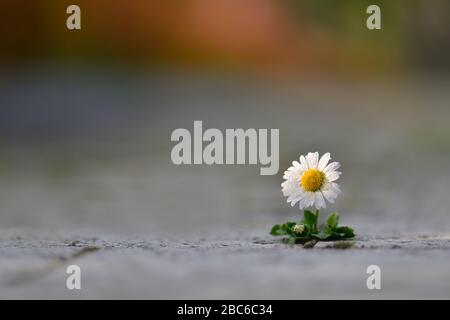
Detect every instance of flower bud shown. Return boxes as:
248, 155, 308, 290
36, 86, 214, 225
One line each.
293, 224, 305, 234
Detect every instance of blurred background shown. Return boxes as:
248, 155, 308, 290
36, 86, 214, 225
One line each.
1, 0, 450, 236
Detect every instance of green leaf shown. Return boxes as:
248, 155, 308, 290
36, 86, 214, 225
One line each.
327, 212, 340, 229
285, 222, 297, 229
303, 210, 317, 229
286, 229, 296, 238
284, 222, 296, 237
270, 222, 298, 237
271, 214, 355, 245
335, 226, 355, 238
270, 224, 286, 236
313, 228, 332, 240
300, 224, 310, 236
282, 237, 296, 245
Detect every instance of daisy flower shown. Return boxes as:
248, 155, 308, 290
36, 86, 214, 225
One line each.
281, 152, 341, 210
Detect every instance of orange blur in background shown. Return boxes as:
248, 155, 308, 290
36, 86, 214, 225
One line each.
1, 0, 449, 76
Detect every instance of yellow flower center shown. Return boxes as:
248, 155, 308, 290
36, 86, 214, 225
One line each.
300, 169, 325, 192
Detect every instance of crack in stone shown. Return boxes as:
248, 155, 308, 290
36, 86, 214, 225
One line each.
2, 246, 101, 286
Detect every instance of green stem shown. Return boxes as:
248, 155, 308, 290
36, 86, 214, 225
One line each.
314, 209, 319, 233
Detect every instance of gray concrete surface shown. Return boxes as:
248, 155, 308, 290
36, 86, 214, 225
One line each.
1, 71, 450, 299
1, 231, 450, 299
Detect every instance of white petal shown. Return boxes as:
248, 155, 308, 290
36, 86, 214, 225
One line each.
299, 197, 307, 209
299, 193, 310, 209
282, 187, 293, 197
292, 161, 301, 169
314, 191, 326, 209
331, 182, 341, 194
287, 193, 296, 202
282, 166, 293, 178
321, 181, 340, 203
283, 165, 302, 182
306, 152, 319, 169
322, 190, 337, 203
306, 192, 315, 207
288, 195, 301, 206
323, 161, 340, 174
299, 155, 309, 170
326, 171, 341, 182
318, 153, 331, 171
288, 188, 302, 199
